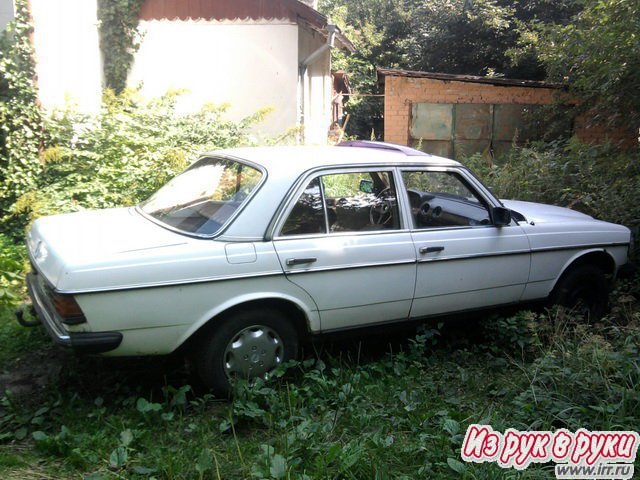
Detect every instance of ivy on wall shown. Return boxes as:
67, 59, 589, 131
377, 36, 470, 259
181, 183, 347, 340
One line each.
97, 0, 146, 93
0, 0, 43, 225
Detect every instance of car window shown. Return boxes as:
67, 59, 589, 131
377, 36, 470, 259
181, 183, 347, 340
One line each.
140, 157, 262, 236
281, 170, 401, 236
280, 177, 326, 236
402, 170, 491, 228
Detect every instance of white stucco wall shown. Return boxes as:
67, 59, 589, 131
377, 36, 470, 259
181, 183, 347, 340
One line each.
129, 20, 300, 138
0, 0, 13, 31
30, 0, 102, 112
298, 26, 332, 145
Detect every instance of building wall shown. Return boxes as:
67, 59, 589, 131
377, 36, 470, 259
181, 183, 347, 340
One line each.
383, 75, 636, 148
573, 115, 638, 146
384, 76, 556, 146
30, 0, 102, 113
0, 0, 13, 31
129, 20, 300, 138
298, 25, 332, 145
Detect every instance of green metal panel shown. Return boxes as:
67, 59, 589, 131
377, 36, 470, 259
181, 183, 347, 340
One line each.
454, 139, 491, 158
454, 104, 491, 140
412, 139, 454, 158
493, 104, 540, 142
410, 103, 453, 140
408, 102, 560, 159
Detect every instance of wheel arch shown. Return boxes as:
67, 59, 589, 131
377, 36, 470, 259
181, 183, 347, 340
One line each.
175, 294, 317, 354
550, 249, 616, 295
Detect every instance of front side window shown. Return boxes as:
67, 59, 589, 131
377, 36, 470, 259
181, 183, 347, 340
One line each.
281, 170, 400, 236
402, 170, 491, 228
140, 157, 262, 236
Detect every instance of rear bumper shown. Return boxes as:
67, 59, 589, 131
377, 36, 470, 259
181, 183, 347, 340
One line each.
22, 272, 122, 354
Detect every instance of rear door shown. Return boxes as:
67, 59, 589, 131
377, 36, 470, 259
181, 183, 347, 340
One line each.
272, 168, 417, 331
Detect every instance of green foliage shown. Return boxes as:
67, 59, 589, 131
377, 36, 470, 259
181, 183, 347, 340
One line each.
535, 0, 640, 129
97, 0, 146, 93
0, 234, 25, 306
511, 311, 640, 429
482, 310, 542, 353
0, 0, 44, 223
464, 139, 640, 256
7, 89, 267, 238
405, 0, 521, 78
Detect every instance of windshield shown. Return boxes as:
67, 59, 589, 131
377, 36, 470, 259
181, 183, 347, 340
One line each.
139, 157, 263, 236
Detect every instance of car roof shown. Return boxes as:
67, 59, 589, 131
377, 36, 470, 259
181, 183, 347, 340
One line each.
205, 143, 462, 176
205, 143, 463, 240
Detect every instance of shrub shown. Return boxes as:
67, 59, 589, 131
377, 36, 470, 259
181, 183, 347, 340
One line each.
0, 234, 25, 306
5, 89, 271, 239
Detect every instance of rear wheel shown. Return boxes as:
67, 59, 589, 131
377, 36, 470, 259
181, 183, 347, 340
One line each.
551, 264, 608, 320
196, 308, 299, 397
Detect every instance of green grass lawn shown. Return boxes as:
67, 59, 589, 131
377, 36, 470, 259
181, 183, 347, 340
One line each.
0, 278, 638, 479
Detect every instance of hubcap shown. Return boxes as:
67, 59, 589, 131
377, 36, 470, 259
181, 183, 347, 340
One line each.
223, 325, 284, 380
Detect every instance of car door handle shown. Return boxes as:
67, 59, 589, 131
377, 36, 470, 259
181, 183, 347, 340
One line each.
419, 246, 445, 254
286, 257, 317, 266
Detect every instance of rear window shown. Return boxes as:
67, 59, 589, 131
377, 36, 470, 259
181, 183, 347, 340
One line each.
139, 157, 263, 236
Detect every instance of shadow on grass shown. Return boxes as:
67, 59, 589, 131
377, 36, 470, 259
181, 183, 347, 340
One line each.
0, 304, 529, 404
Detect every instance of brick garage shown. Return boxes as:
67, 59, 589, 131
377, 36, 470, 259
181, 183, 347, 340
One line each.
379, 68, 637, 158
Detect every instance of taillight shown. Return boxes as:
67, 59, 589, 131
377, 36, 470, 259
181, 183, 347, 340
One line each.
45, 287, 86, 325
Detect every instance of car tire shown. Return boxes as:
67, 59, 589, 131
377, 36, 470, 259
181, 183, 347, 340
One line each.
551, 264, 608, 320
196, 308, 299, 397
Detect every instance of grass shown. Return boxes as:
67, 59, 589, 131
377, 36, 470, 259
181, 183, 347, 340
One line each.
0, 277, 638, 479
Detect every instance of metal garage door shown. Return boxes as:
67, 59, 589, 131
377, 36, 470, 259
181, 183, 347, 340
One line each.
410, 103, 552, 159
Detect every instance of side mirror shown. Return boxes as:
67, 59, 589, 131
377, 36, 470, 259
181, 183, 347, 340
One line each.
359, 179, 374, 194
492, 206, 512, 227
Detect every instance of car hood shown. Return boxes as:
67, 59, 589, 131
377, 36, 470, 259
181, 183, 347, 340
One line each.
28, 207, 189, 288
501, 199, 594, 223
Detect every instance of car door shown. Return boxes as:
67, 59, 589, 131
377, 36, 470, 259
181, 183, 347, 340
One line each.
400, 168, 531, 318
272, 168, 417, 331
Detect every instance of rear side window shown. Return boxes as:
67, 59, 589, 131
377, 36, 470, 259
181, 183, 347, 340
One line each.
281, 170, 401, 236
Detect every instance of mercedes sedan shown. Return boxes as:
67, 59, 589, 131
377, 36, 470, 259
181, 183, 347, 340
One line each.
20, 141, 632, 395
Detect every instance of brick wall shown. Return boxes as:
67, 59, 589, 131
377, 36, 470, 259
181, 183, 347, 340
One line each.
383, 75, 637, 148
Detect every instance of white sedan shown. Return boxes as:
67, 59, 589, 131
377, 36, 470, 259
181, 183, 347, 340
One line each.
20, 141, 632, 395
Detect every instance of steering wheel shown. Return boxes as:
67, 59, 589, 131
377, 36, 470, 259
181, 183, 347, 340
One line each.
369, 187, 395, 226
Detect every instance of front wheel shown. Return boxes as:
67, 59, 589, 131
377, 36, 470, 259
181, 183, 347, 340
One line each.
551, 264, 608, 320
196, 308, 299, 397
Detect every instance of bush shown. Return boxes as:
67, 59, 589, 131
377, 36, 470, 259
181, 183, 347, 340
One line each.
464, 139, 640, 257
5, 89, 271, 240
0, 234, 25, 306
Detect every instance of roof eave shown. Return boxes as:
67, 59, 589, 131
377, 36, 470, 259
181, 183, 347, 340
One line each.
377, 68, 564, 89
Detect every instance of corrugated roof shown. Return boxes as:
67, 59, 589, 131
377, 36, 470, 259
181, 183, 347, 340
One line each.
139, 0, 328, 30
377, 68, 562, 89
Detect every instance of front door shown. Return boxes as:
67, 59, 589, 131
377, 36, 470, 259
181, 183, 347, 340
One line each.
400, 168, 531, 318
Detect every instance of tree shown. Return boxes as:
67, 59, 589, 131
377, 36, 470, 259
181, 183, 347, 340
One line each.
406, 0, 523, 78
536, 0, 640, 130
319, 0, 582, 138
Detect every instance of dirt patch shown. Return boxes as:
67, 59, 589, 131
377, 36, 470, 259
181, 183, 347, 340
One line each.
0, 348, 66, 398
